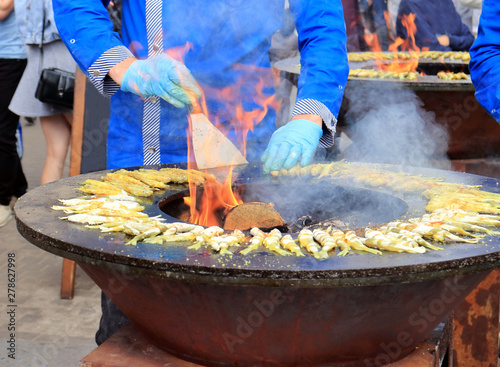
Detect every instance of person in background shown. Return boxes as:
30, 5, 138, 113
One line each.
386, 0, 401, 40
459, 0, 482, 38
0, 0, 27, 227
268, 1, 299, 129
396, 0, 475, 51
52, 0, 349, 344
9, 0, 76, 186
460, 0, 483, 9
359, 0, 390, 51
454, 1, 474, 37
342, 0, 370, 52
469, 0, 500, 123
107, 0, 121, 35
461, 0, 482, 9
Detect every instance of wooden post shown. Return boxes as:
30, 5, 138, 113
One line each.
60, 69, 87, 300
69, 68, 86, 177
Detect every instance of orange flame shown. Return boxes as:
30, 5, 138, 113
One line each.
397, 13, 418, 51
172, 46, 276, 226
364, 32, 382, 53
184, 172, 241, 227
365, 13, 422, 73
200, 64, 279, 157
185, 112, 243, 227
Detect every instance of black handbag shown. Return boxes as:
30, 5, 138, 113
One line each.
35, 68, 75, 109
34, 6, 75, 109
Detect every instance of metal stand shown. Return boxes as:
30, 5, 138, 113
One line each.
452, 269, 499, 366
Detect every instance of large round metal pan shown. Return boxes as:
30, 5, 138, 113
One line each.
14, 163, 500, 288
15, 163, 500, 366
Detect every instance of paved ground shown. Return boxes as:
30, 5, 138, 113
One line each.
0, 119, 101, 367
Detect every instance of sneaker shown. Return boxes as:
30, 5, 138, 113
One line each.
0, 205, 13, 228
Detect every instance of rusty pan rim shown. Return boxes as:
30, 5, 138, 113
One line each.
12, 216, 500, 288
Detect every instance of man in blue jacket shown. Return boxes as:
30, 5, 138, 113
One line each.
52, 0, 349, 343
53, 0, 349, 174
469, 0, 500, 123
396, 0, 474, 51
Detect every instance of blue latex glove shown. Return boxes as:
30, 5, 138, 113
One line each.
261, 119, 323, 174
120, 53, 201, 108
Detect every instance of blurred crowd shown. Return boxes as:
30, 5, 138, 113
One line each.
271, 0, 482, 60
347, 0, 482, 52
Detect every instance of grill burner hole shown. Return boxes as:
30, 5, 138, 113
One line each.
159, 178, 409, 233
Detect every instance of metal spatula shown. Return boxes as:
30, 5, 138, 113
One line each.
189, 108, 248, 169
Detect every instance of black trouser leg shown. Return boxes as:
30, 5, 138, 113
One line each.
95, 292, 130, 345
0, 58, 27, 206
12, 157, 28, 199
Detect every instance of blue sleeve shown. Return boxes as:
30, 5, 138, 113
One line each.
448, 13, 475, 51
396, 1, 451, 51
289, 0, 349, 147
469, 0, 500, 122
52, 0, 134, 96
448, 26, 475, 51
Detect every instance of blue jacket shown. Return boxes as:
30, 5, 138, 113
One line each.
53, 0, 349, 169
396, 0, 474, 51
15, 0, 60, 45
469, 0, 500, 122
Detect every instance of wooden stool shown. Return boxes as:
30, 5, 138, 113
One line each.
80, 321, 453, 367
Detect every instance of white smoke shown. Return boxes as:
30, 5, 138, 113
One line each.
339, 86, 450, 169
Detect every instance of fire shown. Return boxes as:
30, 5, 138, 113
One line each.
367, 13, 422, 73
394, 13, 418, 52
200, 64, 279, 157
183, 171, 241, 227
184, 111, 245, 227
183, 84, 244, 227
171, 45, 278, 226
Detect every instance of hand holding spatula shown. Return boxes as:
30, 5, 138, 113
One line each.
120, 53, 247, 169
